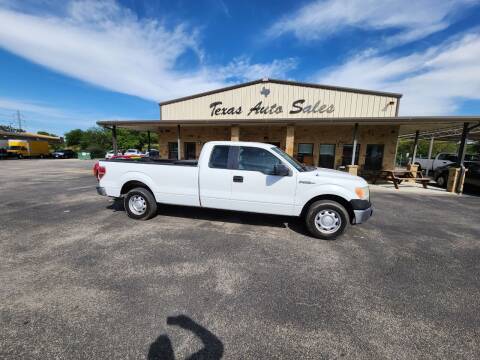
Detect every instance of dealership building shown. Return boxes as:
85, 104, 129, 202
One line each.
98, 78, 479, 176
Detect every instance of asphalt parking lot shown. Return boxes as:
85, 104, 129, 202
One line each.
1, 159, 479, 359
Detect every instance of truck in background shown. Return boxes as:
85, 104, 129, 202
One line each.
415, 153, 480, 172
6, 139, 50, 158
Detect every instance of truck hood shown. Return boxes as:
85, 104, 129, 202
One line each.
298, 167, 368, 186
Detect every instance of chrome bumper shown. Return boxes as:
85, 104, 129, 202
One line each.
353, 207, 373, 224
96, 186, 107, 196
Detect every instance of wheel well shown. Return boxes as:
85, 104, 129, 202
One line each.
120, 180, 153, 196
301, 194, 354, 223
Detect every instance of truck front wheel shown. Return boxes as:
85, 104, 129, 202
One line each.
124, 187, 157, 220
305, 200, 349, 240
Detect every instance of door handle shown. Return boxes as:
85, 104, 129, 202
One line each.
233, 175, 243, 183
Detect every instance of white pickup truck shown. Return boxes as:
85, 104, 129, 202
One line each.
95, 141, 372, 239
415, 153, 459, 172
415, 153, 479, 172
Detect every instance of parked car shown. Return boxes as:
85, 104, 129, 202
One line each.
434, 161, 480, 188
52, 149, 76, 159
94, 141, 372, 239
145, 149, 159, 158
105, 150, 122, 159
0, 148, 17, 160
416, 153, 480, 172
124, 149, 142, 156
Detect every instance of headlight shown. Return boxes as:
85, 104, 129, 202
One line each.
355, 186, 370, 200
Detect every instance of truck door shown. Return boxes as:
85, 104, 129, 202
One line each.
230, 146, 297, 216
199, 145, 234, 210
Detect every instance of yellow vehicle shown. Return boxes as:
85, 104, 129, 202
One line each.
7, 139, 50, 158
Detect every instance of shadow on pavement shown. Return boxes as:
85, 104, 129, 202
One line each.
107, 198, 310, 236
148, 315, 224, 360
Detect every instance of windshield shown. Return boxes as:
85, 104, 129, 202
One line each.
271, 146, 308, 172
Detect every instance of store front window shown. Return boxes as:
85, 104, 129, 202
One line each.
341, 144, 360, 166
319, 144, 336, 169
297, 143, 314, 165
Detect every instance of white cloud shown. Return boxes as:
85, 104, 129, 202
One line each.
0, 0, 297, 102
267, 0, 476, 47
315, 32, 480, 115
217, 57, 298, 82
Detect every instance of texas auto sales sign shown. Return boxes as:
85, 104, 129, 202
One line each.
209, 99, 335, 117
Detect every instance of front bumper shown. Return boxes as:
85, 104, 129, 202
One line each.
96, 186, 107, 196
350, 199, 373, 224
353, 207, 373, 224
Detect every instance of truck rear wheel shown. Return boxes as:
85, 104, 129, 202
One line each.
305, 200, 349, 240
124, 187, 157, 220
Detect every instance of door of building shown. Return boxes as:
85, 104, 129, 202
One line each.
364, 144, 384, 170
318, 144, 336, 168
184, 142, 196, 160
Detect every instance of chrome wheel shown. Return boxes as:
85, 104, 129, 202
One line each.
437, 175, 445, 187
314, 209, 341, 234
128, 195, 147, 215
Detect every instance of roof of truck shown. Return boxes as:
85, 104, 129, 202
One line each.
205, 141, 277, 149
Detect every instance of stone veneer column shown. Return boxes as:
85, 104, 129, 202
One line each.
286, 125, 295, 156
231, 125, 240, 141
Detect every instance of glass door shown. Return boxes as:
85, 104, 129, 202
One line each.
364, 144, 384, 170
184, 142, 196, 160
319, 144, 336, 168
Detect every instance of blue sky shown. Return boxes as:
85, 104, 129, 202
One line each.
0, 0, 479, 135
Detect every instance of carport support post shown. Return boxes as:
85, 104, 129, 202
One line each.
177, 125, 182, 160
456, 122, 470, 194
426, 136, 434, 176
411, 130, 419, 164
112, 125, 117, 154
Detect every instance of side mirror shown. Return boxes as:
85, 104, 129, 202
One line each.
274, 164, 290, 176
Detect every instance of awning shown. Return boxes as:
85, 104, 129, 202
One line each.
97, 116, 480, 136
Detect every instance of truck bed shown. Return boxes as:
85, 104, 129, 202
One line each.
107, 158, 198, 166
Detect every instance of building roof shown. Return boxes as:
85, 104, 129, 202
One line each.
158, 78, 403, 106
0, 130, 63, 143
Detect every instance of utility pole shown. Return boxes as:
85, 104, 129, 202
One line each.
16, 110, 23, 131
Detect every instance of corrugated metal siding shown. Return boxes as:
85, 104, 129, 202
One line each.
161, 82, 398, 120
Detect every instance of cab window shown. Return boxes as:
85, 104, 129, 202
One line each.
237, 147, 281, 175
209, 145, 230, 169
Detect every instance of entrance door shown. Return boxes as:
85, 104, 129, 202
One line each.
364, 144, 384, 170
318, 144, 336, 168
230, 146, 297, 215
184, 142, 196, 160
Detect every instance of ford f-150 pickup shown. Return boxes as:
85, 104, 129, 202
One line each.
95, 141, 372, 239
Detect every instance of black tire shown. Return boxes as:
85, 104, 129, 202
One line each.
124, 187, 157, 220
305, 200, 349, 240
436, 174, 447, 188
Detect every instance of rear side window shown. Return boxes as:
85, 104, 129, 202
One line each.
238, 147, 281, 175
209, 145, 230, 169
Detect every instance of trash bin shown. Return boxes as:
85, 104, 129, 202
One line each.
78, 152, 92, 160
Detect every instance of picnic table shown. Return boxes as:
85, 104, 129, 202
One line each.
372, 169, 431, 189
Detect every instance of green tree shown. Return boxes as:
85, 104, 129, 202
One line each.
65, 129, 84, 147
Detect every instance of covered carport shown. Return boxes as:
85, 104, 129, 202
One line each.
399, 121, 480, 193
